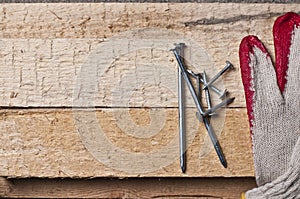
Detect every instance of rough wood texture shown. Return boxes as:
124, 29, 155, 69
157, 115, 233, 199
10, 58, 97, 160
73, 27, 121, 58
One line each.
0, 38, 248, 107
4, 177, 256, 199
0, 108, 252, 177
0, 4, 299, 107
0, 3, 296, 178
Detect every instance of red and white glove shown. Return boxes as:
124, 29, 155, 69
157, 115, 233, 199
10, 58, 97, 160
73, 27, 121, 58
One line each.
239, 12, 300, 198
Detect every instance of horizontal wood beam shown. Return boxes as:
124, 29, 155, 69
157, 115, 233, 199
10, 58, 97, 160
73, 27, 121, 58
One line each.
0, 37, 246, 108
0, 4, 298, 39
0, 108, 253, 178
0, 4, 299, 107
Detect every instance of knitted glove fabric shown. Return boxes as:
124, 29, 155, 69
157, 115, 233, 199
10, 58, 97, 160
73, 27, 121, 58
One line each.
239, 11, 300, 191
245, 137, 300, 198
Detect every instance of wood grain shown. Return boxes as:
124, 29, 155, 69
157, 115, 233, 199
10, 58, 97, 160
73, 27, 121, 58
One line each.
0, 4, 299, 107
0, 108, 253, 177
1, 38, 246, 107
0, 4, 297, 39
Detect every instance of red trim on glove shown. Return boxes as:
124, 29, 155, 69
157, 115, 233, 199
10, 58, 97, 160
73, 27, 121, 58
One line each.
274, 12, 300, 93
239, 36, 269, 129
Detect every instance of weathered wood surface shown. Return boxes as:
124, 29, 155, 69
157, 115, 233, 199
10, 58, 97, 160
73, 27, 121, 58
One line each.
0, 108, 252, 177
2, 177, 256, 199
0, 3, 297, 178
1, 38, 242, 107
0, 4, 299, 107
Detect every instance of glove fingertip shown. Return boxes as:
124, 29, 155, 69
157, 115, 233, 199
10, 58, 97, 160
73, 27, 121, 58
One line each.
273, 12, 300, 93
239, 36, 269, 132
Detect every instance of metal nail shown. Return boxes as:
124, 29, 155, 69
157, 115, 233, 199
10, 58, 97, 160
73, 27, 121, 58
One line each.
174, 43, 186, 173
203, 61, 234, 89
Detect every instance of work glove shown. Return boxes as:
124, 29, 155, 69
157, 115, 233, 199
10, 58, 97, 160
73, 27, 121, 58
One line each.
239, 12, 300, 198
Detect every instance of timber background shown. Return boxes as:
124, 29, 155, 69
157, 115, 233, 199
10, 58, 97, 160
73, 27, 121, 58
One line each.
0, 0, 298, 198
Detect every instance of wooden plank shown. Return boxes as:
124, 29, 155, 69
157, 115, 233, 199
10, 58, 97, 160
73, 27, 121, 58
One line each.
0, 108, 253, 177
0, 4, 299, 107
4, 177, 256, 198
0, 38, 243, 107
0, 4, 297, 39
0, 37, 247, 107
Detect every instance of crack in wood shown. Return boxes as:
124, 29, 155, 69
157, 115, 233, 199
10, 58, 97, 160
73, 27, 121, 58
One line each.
49, 10, 63, 20
184, 12, 287, 27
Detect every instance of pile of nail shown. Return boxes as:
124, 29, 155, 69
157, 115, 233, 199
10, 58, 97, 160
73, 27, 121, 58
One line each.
171, 43, 235, 173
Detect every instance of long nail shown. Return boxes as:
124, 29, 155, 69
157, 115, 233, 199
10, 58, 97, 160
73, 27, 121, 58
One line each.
174, 43, 186, 173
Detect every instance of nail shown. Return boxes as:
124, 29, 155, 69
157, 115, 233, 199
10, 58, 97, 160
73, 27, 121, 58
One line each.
174, 43, 186, 173
203, 61, 234, 89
